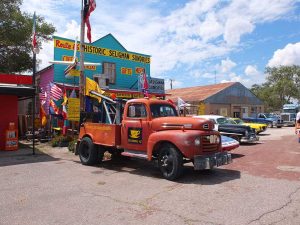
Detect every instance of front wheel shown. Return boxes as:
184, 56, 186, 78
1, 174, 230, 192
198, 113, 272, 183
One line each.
78, 137, 103, 165
158, 144, 183, 180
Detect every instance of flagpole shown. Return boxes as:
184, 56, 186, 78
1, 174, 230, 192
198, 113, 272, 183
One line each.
32, 51, 36, 155
79, 0, 86, 113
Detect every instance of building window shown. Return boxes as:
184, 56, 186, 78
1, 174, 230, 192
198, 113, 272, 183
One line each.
103, 62, 116, 84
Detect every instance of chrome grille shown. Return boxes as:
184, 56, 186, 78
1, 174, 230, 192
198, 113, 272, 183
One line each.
201, 135, 219, 153
281, 114, 290, 121
203, 123, 209, 129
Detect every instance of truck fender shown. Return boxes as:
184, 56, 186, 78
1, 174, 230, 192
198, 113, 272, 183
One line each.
147, 130, 191, 160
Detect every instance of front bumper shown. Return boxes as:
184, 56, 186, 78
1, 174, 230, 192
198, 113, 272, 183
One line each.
241, 135, 259, 143
194, 152, 232, 170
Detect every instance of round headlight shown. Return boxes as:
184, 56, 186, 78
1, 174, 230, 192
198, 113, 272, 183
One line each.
194, 137, 201, 146
216, 135, 220, 144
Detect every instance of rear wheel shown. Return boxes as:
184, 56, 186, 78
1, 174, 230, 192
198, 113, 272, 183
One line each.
158, 144, 183, 180
78, 137, 103, 165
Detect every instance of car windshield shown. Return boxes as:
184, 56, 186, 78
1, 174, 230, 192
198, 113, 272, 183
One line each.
233, 118, 244, 124
216, 117, 235, 124
264, 113, 277, 118
150, 104, 178, 118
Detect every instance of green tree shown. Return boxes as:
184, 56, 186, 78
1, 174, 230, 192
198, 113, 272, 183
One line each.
251, 65, 300, 112
0, 0, 56, 73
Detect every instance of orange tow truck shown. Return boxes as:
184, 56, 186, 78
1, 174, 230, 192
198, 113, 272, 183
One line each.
76, 92, 232, 180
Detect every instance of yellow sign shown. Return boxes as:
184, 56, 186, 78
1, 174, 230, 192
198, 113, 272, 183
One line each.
55, 38, 151, 64
103, 92, 144, 99
198, 103, 205, 115
67, 69, 80, 77
62, 56, 96, 70
68, 98, 80, 121
121, 67, 132, 75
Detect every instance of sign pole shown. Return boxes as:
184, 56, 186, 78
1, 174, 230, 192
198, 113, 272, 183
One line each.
79, 0, 85, 112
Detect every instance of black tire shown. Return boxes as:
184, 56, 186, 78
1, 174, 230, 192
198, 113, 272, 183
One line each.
158, 144, 183, 180
78, 137, 103, 165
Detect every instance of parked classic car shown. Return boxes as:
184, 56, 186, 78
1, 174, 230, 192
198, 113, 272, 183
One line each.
229, 118, 267, 134
193, 115, 259, 143
243, 113, 283, 128
221, 135, 240, 151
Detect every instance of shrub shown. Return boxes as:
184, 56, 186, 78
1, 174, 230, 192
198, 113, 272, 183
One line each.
68, 139, 77, 152
51, 135, 75, 147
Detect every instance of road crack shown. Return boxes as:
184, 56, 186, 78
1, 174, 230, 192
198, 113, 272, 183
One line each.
247, 186, 300, 225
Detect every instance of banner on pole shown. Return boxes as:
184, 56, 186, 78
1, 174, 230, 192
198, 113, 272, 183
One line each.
68, 98, 80, 121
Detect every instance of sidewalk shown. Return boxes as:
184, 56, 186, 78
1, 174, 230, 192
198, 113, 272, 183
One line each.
0, 142, 59, 167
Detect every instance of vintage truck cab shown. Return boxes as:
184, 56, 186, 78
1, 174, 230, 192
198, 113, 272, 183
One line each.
77, 97, 232, 180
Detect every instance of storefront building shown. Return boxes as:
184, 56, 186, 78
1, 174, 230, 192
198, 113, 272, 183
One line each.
50, 33, 164, 97
167, 82, 264, 118
36, 34, 165, 132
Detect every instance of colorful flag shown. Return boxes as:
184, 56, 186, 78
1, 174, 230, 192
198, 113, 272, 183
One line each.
49, 99, 60, 115
64, 60, 77, 76
61, 88, 68, 106
62, 105, 68, 120
39, 87, 47, 106
84, 0, 96, 43
85, 77, 104, 102
40, 104, 47, 126
32, 12, 37, 50
70, 89, 77, 98
50, 82, 63, 101
177, 97, 190, 109
141, 72, 149, 97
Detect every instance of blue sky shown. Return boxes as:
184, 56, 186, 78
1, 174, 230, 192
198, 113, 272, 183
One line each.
21, 0, 300, 89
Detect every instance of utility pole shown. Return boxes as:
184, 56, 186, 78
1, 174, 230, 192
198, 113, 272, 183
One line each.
79, 0, 85, 112
169, 79, 174, 90
214, 70, 216, 84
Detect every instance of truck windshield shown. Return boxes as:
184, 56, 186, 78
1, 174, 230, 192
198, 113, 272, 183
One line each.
150, 104, 178, 118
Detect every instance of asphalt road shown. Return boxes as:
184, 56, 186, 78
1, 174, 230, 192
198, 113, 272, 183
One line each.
0, 127, 299, 225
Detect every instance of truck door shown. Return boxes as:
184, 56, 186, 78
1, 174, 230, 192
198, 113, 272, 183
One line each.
121, 103, 151, 152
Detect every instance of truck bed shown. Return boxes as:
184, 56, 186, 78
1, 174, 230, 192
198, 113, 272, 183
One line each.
79, 122, 121, 146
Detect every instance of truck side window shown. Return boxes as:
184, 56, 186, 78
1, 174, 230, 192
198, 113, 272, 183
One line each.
128, 104, 147, 118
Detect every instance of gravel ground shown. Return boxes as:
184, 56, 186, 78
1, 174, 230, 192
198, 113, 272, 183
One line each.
0, 127, 299, 225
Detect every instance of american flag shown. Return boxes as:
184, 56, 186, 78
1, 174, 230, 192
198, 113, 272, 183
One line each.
141, 72, 149, 97
50, 82, 63, 101
32, 12, 37, 50
84, 0, 96, 43
39, 88, 47, 106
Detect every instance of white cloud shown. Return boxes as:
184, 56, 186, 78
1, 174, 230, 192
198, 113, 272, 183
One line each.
267, 42, 300, 67
218, 58, 237, 73
223, 17, 254, 45
165, 79, 183, 90
20, 0, 298, 84
36, 41, 53, 70
244, 65, 265, 86
220, 65, 265, 87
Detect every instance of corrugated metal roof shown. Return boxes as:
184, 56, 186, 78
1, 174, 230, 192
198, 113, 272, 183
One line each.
166, 82, 236, 102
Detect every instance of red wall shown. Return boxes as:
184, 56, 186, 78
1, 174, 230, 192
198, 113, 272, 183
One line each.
0, 95, 18, 150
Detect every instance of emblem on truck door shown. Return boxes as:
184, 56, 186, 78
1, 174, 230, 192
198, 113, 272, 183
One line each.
128, 128, 142, 144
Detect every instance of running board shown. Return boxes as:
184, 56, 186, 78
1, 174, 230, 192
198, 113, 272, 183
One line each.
121, 151, 148, 159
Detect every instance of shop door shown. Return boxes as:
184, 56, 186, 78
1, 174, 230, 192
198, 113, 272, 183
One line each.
242, 107, 248, 118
